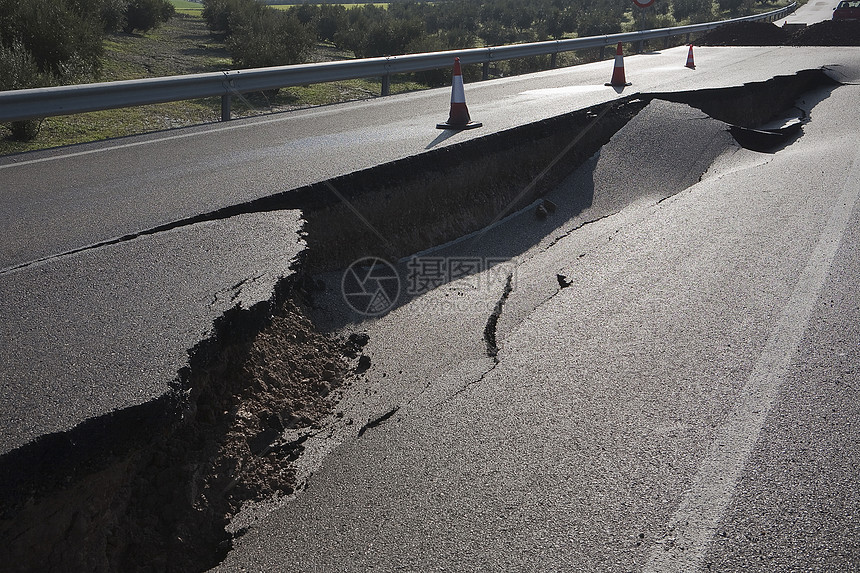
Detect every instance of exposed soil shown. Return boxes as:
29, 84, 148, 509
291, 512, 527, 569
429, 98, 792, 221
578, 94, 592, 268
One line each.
697, 21, 791, 46
116, 295, 354, 573
299, 98, 649, 273
788, 19, 860, 45
651, 68, 838, 128
697, 19, 860, 46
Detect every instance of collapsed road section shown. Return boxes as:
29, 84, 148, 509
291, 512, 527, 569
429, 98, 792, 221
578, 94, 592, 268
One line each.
0, 69, 841, 572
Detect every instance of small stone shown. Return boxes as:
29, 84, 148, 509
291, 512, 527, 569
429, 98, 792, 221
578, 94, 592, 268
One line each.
349, 332, 370, 347
356, 355, 371, 373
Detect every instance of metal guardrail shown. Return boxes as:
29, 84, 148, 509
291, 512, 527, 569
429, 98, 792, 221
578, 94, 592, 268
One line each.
0, 3, 795, 123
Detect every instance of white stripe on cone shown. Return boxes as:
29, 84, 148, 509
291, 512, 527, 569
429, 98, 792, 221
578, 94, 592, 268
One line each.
451, 68, 466, 104
447, 58, 471, 125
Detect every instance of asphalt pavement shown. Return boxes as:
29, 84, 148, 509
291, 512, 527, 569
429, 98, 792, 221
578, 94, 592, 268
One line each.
777, 0, 842, 26
1, 40, 859, 571
2, 45, 855, 458
214, 70, 860, 571
2, 47, 859, 270
0, 211, 303, 455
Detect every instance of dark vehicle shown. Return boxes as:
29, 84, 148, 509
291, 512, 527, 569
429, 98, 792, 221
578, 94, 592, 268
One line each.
833, 0, 860, 19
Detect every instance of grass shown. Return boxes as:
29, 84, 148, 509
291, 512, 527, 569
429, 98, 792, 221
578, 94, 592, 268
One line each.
170, 0, 204, 15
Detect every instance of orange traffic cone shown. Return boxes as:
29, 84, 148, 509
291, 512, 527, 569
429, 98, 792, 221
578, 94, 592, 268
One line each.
685, 44, 696, 69
605, 42, 632, 87
436, 57, 482, 130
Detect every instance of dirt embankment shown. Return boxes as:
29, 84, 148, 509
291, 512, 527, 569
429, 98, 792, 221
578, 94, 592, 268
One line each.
697, 19, 860, 46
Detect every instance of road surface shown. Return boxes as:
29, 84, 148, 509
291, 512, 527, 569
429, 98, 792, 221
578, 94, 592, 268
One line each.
0, 41, 859, 572
3, 46, 857, 457
215, 64, 860, 573
777, 0, 842, 26
2, 47, 858, 270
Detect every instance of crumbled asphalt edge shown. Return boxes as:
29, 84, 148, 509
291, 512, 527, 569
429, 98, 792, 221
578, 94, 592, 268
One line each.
648, 69, 840, 129
0, 71, 839, 573
697, 19, 860, 47
484, 273, 515, 360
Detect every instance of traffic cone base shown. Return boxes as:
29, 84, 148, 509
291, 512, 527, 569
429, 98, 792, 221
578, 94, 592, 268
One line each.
436, 120, 483, 130
437, 57, 482, 130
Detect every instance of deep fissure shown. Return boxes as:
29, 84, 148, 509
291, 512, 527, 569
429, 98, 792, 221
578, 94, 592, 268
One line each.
484, 273, 515, 360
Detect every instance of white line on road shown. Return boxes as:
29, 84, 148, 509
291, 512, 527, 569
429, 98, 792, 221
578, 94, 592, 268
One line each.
0, 117, 287, 170
643, 152, 860, 572
0, 98, 370, 170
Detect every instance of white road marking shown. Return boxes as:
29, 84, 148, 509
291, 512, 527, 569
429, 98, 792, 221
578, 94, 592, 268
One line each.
0, 98, 372, 170
0, 116, 286, 170
643, 152, 860, 572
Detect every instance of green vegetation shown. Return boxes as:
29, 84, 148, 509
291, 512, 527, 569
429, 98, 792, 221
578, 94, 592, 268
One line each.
200, 0, 790, 71
0, 14, 421, 155
266, 2, 391, 6
269, 2, 391, 7
172, 0, 205, 9
0, 0, 175, 142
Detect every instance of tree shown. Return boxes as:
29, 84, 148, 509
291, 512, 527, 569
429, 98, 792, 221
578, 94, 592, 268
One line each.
673, 0, 714, 22
316, 5, 347, 44
228, 10, 313, 68
123, 0, 175, 34
718, 0, 745, 14
2, 0, 103, 78
0, 0, 108, 140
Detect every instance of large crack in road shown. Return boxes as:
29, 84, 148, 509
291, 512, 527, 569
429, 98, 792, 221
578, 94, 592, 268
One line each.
0, 69, 841, 573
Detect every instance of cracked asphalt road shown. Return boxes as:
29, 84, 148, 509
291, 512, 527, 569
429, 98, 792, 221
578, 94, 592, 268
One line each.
215, 79, 860, 571
2, 47, 858, 271
0, 211, 304, 455
1, 44, 859, 571
0, 46, 794, 459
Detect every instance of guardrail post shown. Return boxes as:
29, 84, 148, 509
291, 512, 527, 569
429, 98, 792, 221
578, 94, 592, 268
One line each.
664, 36, 670, 49
599, 45, 606, 59
551, 52, 558, 68
637, 39, 645, 53
482, 61, 489, 81
221, 94, 231, 122
382, 73, 391, 96
686, 32, 691, 43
